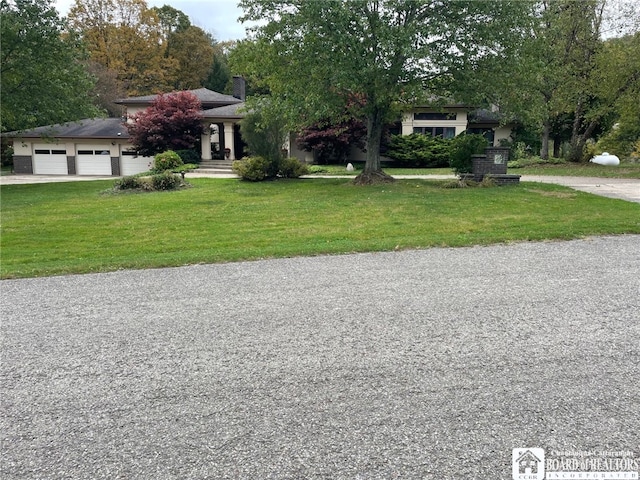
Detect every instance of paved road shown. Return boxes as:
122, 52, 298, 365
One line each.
2, 236, 639, 479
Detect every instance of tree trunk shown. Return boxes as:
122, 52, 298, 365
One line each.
552, 136, 561, 158
354, 105, 394, 184
540, 121, 550, 160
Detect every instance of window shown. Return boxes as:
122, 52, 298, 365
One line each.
51, 149, 66, 155
414, 112, 456, 121
77, 149, 110, 155
34, 149, 50, 154
413, 127, 456, 139
467, 128, 495, 146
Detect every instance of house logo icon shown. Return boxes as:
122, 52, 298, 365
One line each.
512, 448, 545, 480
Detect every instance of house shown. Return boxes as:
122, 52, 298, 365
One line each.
5, 79, 512, 175
7, 78, 248, 176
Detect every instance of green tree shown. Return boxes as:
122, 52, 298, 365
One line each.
239, 96, 289, 178
490, 0, 640, 161
166, 26, 215, 90
204, 41, 233, 94
0, 0, 101, 132
151, 4, 190, 38
236, 0, 529, 183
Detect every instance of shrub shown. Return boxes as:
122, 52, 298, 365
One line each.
279, 157, 309, 178
150, 171, 182, 190
152, 150, 183, 173
449, 134, 488, 175
507, 156, 566, 168
232, 156, 271, 181
114, 176, 142, 190
175, 149, 201, 164
386, 133, 452, 168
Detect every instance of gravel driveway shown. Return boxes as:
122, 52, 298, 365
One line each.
2, 236, 639, 479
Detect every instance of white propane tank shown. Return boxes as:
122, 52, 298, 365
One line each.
590, 152, 620, 166
346, 162, 355, 172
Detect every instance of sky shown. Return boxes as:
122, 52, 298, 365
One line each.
53, 0, 252, 42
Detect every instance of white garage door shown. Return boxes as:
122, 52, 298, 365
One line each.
120, 150, 153, 176
33, 145, 68, 175
76, 146, 112, 175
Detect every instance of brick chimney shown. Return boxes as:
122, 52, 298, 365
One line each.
233, 76, 246, 101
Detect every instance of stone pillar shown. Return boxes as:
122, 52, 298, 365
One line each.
201, 127, 212, 161
223, 122, 235, 160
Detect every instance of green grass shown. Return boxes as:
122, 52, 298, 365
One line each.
309, 161, 640, 178
2, 178, 639, 278
507, 162, 640, 178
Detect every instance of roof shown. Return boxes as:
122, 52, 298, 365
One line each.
116, 88, 242, 108
202, 102, 247, 120
468, 108, 503, 124
3, 118, 129, 139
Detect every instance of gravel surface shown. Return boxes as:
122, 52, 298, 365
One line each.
2, 236, 639, 479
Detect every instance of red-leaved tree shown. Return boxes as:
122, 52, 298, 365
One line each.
296, 117, 367, 165
126, 91, 204, 157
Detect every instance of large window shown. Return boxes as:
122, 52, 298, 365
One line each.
413, 126, 456, 139
414, 112, 456, 121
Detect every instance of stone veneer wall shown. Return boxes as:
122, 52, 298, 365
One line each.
13, 156, 33, 174
111, 157, 120, 176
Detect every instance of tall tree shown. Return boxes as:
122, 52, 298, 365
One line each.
204, 41, 233, 94
236, 0, 529, 183
488, 0, 640, 161
0, 0, 101, 132
68, 0, 174, 95
165, 26, 216, 90
151, 4, 190, 38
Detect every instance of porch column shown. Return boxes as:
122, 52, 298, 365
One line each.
401, 113, 413, 135
201, 126, 212, 161
223, 121, 236, 160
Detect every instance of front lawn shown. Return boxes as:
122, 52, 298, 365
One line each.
1, 178, 639, 278
308, 160, 640, 178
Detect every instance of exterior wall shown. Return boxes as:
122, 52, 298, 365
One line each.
287, 133, 314, 163
494, 126, 511, 146
13, 156, 33, 174
401, 109, 468, 137
349, 146, 391, 163
123, 106, 145, 121
67, 156, 76, 175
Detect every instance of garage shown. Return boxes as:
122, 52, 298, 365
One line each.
76, 145, 113, 175
120, 149, 153, 176
32, 145, 68, 175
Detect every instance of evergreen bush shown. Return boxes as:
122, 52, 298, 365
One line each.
152, 150, 183, 173
232, 156, 271, 181
150, 171, 182, 190
278, 157, 309, 178
449, 134, 488, 175
385, 133, 452, 168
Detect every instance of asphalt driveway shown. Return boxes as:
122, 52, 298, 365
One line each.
2, 235, 639, 479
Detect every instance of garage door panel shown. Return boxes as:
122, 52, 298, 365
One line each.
121, 151, 153, 176
33, 145, 68, 175
76, 146, 112, 175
